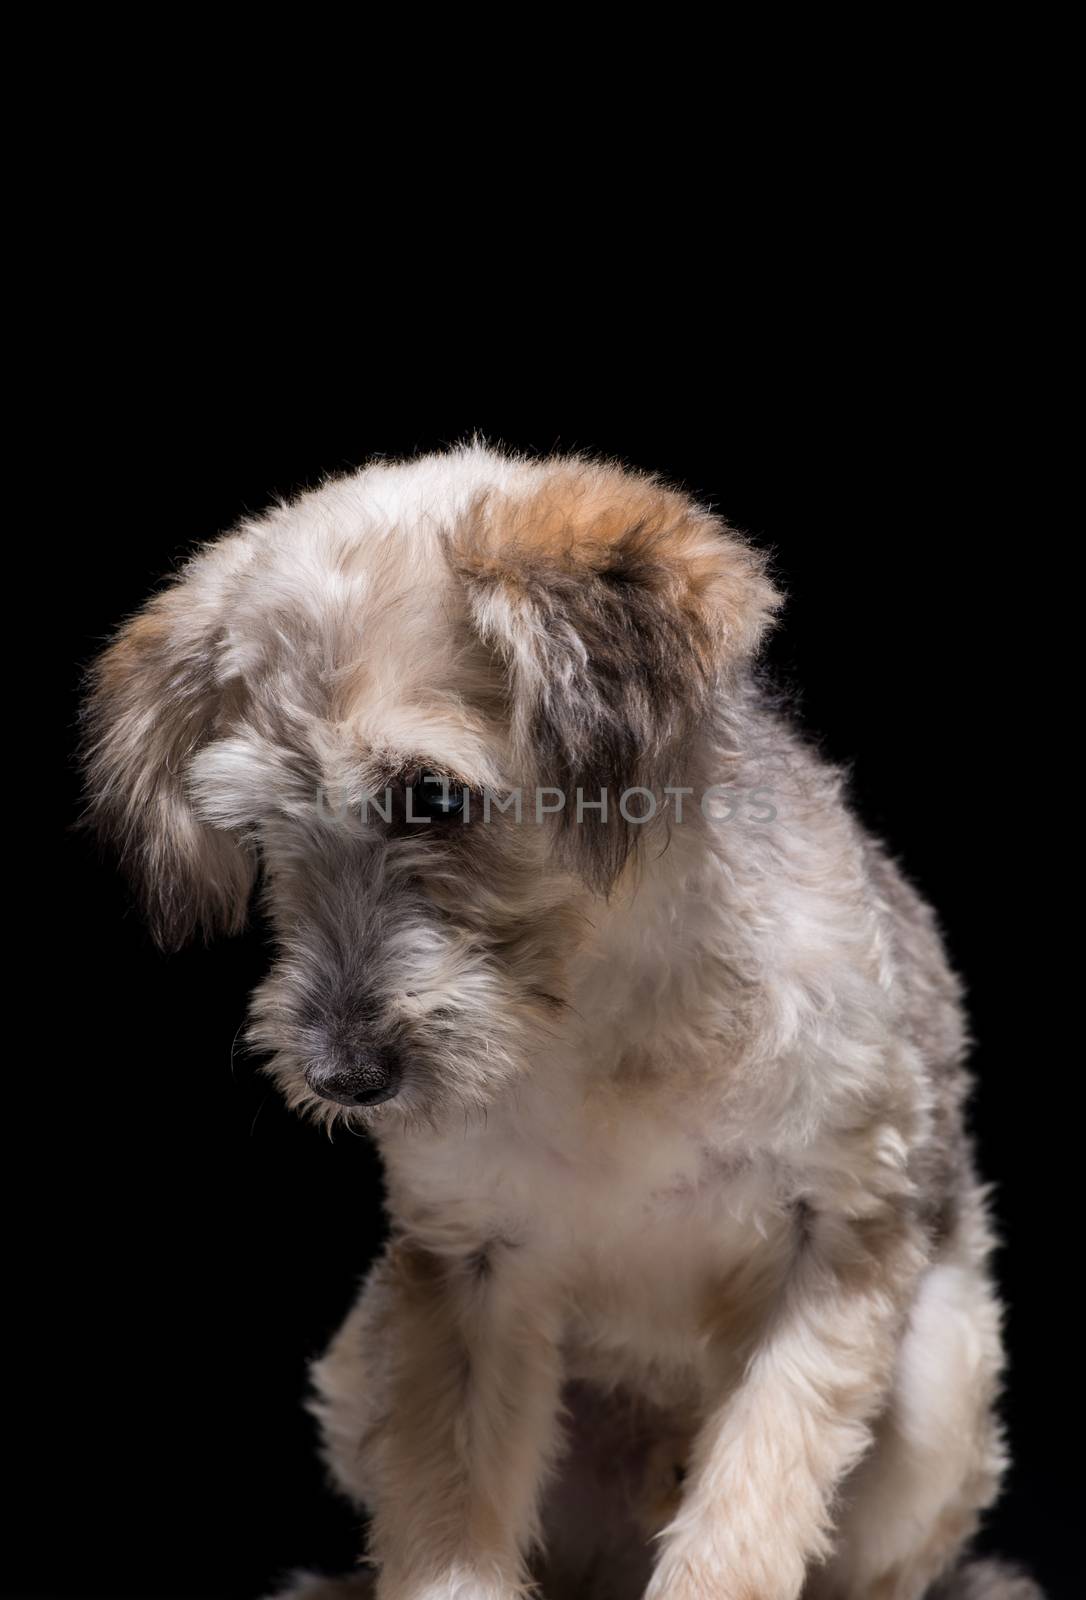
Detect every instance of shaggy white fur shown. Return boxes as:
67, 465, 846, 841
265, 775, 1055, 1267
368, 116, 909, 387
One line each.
84, 447, 1037, 1600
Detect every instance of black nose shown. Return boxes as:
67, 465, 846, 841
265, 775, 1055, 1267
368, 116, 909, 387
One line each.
305, 1050, 401, 1107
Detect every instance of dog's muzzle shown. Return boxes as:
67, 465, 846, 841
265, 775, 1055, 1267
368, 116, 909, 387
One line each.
305, 1048, 402, 1107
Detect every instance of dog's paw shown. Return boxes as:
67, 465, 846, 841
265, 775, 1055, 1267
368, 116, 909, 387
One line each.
375, 1564, 526, 1600
378, 1586, 522, 1600
645, 1543, 803, 1600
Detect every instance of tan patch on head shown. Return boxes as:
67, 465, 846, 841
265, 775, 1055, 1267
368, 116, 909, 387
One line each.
451, 458, 780, 660
477, 463, 698, 564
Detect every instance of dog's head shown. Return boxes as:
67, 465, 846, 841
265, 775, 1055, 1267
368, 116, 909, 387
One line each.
83, 447, 778, 1130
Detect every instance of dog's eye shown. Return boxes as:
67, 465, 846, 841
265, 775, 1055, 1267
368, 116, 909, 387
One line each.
408, 775, 468, 822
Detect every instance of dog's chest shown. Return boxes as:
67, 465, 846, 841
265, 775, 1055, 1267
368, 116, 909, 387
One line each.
384, 1071, 795, 1364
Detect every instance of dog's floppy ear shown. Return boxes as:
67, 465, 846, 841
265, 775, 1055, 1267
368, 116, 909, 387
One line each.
82, 542, 257, 949
450, 462, 781, 889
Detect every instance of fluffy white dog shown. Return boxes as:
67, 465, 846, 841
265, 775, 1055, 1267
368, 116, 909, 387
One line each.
84, 447, 1038, 1600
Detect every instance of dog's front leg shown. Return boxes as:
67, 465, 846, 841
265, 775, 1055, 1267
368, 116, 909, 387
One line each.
646, 1203, 926, 1600
367, 1240, 562, 1600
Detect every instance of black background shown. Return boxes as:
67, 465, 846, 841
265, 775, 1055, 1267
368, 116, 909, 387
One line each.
27, 332, 1069, 1599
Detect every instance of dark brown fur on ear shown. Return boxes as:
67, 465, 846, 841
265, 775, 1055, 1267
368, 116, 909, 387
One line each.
450, 461, 780, 889
82, 580, 255, 950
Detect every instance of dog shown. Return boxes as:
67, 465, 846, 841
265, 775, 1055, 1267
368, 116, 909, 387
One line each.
83, 446, 1039, 1599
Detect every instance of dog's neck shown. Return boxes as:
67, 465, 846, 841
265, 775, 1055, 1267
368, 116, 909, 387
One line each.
568, 712, 766, 1074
